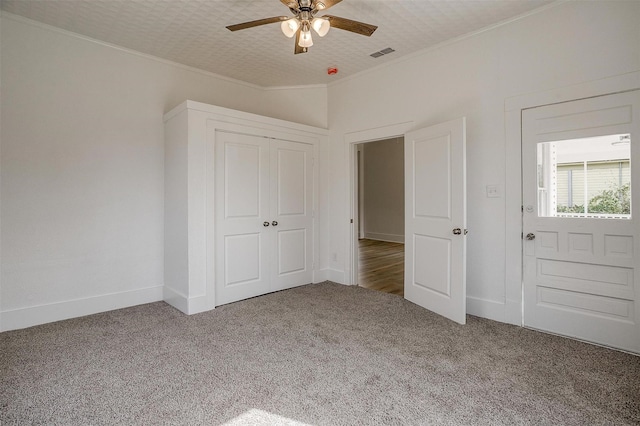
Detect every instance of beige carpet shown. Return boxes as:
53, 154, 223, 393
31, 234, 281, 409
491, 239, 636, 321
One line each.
1, 282, 639, 425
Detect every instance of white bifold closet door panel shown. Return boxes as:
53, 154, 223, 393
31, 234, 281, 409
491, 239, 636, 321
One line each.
269, 139, 314, 292
215, 131, 313, 306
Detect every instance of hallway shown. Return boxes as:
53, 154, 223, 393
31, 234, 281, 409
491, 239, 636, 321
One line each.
358, 239, 404, 296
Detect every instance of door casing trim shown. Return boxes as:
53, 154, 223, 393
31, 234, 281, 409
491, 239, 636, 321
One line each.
345, 122, 414, 286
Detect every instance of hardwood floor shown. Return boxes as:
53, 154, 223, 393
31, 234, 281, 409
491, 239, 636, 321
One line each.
358, 239, 404, 296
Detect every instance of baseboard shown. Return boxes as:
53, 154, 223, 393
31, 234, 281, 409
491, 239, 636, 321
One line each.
363, 232, 404, 244
163, 286, 211, 315
466, 296, 506, 323
328, 268, 346, 284
163, 286, 189, 314
0, 285, 164, 332
313, 268, 329, 283
186, 295, 211, 315
505, 298, 522, 326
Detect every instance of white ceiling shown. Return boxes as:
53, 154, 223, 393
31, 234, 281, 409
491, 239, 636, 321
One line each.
1, 0, 554, 88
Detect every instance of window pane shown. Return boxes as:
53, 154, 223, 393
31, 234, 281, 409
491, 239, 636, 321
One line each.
537, 134, 631, 219
587, 161, 630, 215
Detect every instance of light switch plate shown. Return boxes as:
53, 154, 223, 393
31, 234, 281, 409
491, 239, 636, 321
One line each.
486, 185, 501, 198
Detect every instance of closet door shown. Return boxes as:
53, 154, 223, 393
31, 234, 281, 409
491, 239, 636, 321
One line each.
270, 139, 314, 291
215, 131, 271, 305
215, 133, 314, 305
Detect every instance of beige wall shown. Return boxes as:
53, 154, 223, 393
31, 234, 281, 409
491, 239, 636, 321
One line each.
362, 138, 404, 243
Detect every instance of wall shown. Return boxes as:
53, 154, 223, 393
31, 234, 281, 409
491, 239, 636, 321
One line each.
261, 86, 327, 129
362, 138, 404, 243
3, 1, 639, 331
326, 1, 640, 322
0, 15, 327, 330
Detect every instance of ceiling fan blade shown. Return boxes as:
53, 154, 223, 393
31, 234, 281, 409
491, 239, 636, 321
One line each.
280, 0, 299, 11
226, 16, 288, 32
324, 15, 377, 37
294, 28, 307, 54
313, 0, 342, 11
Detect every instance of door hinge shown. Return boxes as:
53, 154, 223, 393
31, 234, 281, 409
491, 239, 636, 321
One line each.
521, 205, 524, 212
521, 232, 523, 239
350, 219, 354, 224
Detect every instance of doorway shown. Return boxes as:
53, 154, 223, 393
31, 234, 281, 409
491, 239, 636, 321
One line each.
355, 138, 405, 296
346, 118, 467, 324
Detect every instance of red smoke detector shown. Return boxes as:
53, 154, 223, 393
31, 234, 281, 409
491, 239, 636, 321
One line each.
327, 67, 338, 75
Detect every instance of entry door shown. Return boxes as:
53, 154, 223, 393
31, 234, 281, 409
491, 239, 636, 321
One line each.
215, 131, 314, 305
404, 118, 467, 324
522, 91, 640, 353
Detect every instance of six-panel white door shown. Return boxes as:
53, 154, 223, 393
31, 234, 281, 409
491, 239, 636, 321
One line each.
404, 118, 467, 324
215, 131, 313, 305
522, 91, 640, 353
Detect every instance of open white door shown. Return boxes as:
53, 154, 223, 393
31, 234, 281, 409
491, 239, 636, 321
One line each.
404, 118, 467, 324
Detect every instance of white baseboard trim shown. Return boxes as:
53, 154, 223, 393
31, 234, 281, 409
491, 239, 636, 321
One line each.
505, 298, 523, 326
163, 286, 211, 315
363, 233, 404, 244
328, 269, 346, 284
466, 296, 506, 323
187, 295, 211, 315
313, 268, 329, 283
163, 286, 188, 314
0, 285, 164, 332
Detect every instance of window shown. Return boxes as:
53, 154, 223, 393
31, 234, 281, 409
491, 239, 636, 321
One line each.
537, 134, 631, 219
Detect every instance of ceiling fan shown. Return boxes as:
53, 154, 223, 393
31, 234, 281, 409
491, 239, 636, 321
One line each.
226, 0, 377, 54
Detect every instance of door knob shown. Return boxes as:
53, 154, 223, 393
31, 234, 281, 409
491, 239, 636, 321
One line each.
453, 228, 462, 235
272, 221, 278, 226
526, 233, 535, 240
263, 221, 270, 227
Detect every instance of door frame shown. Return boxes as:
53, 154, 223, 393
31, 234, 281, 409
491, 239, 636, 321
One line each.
345, 122, 414, 286
344, 121, 414, 285
504, 71, 640, 326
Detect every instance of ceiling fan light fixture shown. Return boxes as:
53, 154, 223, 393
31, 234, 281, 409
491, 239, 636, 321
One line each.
281, 18, 300, 38
311, 17, 330, 37
299, 25, 314, 48
227, 0, 377, 55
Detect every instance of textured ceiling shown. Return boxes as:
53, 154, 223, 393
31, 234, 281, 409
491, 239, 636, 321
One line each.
1, 0, 553, 88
